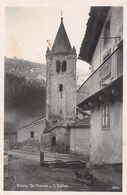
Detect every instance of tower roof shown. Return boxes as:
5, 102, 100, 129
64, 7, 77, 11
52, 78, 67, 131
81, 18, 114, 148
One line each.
51, 17, 72, 53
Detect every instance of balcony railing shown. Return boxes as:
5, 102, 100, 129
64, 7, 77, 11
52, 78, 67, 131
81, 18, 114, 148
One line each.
77, 43, 123, 105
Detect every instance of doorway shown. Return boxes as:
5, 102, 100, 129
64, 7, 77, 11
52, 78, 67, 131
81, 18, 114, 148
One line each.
52, 136, 56, 146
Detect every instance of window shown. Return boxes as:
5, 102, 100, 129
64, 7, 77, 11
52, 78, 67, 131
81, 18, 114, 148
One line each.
60, 110, 62, 114
104, 19, 110, 45
30, 131, 34, 138
62, 61, 67, 72
59, 84, 63, 92
59, 84, 63, 98
56, 61, 60, 73
56, 60, 67, 73
99, 50, 111, 81
52, 136, 56, 146
102, 105, 110, 130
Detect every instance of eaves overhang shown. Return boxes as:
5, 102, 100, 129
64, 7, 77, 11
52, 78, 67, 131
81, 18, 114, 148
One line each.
78, 6, 110, 63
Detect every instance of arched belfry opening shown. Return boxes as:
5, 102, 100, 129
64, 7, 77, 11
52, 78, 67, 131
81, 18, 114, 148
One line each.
56, 61, 60, 73
62, 61, 67, 72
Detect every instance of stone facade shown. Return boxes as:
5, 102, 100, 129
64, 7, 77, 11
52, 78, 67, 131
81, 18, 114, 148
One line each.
43, 17, 78, 153
46, 17, 77, 121
42, 126, 70, 153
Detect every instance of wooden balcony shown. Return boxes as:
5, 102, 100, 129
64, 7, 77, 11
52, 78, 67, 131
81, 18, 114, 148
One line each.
77, 42, 123, 106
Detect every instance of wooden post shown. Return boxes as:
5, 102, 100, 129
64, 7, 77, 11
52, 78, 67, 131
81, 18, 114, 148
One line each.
40, 151, 44, 166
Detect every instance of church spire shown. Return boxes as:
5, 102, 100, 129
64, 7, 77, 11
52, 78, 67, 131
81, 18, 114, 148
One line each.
61, 10, 63, 22
51, 16, 72, 53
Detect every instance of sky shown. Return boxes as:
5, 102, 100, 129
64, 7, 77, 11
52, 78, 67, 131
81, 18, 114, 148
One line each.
5, 5, 91, 85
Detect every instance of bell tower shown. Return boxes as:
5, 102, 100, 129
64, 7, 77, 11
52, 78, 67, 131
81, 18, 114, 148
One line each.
46, 17, 77, 121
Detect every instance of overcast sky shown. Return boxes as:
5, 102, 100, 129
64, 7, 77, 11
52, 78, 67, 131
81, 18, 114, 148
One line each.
5, 5, 91, 85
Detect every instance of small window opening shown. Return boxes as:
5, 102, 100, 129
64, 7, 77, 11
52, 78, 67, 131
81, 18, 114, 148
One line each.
59, 84, 63, 92
30, 131, 34, 138
60, 110, 62, 114
52, 136, 56, 146
59, 84, 63, 98
62, 61, 67, 72
56, 61, 60, 73
102, 104, 110, 130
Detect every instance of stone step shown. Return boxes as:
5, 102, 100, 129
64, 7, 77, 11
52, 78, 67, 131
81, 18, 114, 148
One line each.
41, 160, 86, 169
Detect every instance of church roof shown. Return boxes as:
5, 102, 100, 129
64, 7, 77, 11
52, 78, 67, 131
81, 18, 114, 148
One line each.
51, 17, 72, 53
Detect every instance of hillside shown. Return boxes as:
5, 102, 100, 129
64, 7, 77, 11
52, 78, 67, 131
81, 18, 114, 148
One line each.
4, 57, 46, 132
5, 57, 46, 85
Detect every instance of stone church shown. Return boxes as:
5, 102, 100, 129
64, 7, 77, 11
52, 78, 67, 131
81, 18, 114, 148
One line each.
46, 17, 77, 120
42, 17, 78, 153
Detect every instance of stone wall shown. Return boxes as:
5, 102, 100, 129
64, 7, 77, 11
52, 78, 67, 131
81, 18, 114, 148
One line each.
90, 100, 122, 164
70, 127, 90, 161
42, 126, 70, 153
46, 53, 77, 120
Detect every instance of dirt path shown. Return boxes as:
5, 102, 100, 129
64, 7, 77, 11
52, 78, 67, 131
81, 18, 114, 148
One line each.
4, 151, 121, 191
8, 150, 74, 162
4, 155, 91, 191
